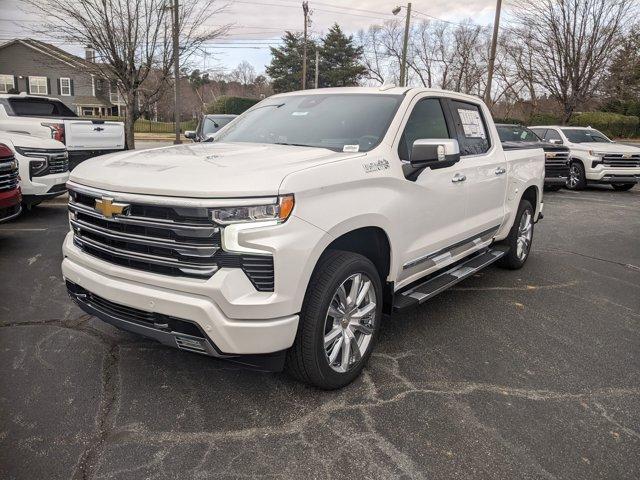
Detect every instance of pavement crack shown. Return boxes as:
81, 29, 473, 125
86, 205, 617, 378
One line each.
72, 344, 121, 480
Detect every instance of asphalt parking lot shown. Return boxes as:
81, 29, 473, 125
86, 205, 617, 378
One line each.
1, 186, 639, 479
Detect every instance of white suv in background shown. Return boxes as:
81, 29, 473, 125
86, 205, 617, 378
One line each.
0, 132, 69, 208
530, 126, 640, 191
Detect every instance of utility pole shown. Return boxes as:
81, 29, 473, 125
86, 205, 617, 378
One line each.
172, 0, 181, 144
302, 1, 309, 90
484, 0, 503, 108
392, 3, 412, 87
315, 49, 319, 88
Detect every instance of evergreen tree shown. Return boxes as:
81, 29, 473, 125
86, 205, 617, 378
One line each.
266, 32, 316, 93
602, 29, 640, 117
318, 23, 367, 88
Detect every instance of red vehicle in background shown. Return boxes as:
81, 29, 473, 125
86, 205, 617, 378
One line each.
0, 143, 21, 223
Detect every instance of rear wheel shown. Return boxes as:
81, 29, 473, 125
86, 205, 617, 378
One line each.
567, 161, 586, 190
497, 199, 534, 270
612, 183, 635, 191
286, 250, 382, 389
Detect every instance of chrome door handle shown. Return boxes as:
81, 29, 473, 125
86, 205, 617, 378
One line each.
495, 167, 506, 175
451, 173, 466, 183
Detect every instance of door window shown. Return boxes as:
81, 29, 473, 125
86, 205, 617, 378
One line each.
544, 129, 562, 143
398, 98, 450, 161
449, 100, 490, 156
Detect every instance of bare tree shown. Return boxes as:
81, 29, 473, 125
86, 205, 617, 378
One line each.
22, 0, 229, 147
230, 61, 257, 86
513, 0, 637, 122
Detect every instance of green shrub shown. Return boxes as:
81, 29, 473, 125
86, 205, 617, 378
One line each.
526, 113, 561, 126
569, 111, 639, 138
207, 96, 260, 115
493, 117, 523, 125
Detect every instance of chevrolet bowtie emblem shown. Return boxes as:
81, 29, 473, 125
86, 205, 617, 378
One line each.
95, 197, 128, 218
623, 154, 632, 159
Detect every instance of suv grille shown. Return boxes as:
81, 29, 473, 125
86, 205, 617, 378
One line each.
0, 154, 19, 192
16, 147, 69, 176
600, 153, 640, 168
68, 186, 275, 291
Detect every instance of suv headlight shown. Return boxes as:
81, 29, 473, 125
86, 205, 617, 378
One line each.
210, 195, 295, 225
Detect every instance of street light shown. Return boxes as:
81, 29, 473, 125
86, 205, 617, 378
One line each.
392, 3, 412, 87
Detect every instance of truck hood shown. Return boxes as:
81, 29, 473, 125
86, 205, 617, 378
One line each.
0, 131, 65, 150
572, 142, 640, 154
70, 142, 358, 197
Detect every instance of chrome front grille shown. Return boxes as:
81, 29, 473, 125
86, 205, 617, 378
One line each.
68, 187, 221, 278
16, 147, 69, 176
67, 185, 276, 290
0, 156, 19, 192
600, 153, 640, 168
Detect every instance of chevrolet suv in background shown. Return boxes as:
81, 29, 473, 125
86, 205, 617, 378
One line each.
530, 126, 640, 191
0, 132, 69, 209
0, 142, 21, 223
0, 93, 125, 170
496, 124, 570, 191
63, 87, 544, 389
185, 114, 237, 142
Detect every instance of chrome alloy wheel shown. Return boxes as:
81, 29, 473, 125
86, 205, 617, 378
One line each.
568, 164, 580, 188
516, 210, 533, 261
323, 273, 377, 373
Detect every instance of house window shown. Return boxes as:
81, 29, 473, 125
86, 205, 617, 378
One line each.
60, 77, 71, 96
29, 76, 48, 95
0, 75, 14, 93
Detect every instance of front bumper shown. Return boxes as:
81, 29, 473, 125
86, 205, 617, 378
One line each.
0, 188, 22, 223
585, 165, 640, 183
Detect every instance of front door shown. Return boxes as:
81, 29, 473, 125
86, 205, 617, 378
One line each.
392, 95, 470, 288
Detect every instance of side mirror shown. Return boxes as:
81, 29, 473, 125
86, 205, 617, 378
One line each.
185, 130, 196, 140
410, 139, 461, 169
548, 139, 562, 145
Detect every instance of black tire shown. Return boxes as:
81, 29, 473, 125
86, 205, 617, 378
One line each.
567, 161, 587, 190
612, 183, 635, 191
285, 250, 383, 389
544, 184, 562, 192
497, 199, 534, 270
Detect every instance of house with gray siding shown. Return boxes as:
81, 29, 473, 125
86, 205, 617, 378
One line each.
0, 38, 125, 116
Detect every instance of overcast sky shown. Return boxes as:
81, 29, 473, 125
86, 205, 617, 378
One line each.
0, 0, 504, 74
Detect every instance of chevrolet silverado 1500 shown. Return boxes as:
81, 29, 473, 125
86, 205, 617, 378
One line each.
530, 126, 640, 191
62, 87, 545, 389
0, 93, 125, 170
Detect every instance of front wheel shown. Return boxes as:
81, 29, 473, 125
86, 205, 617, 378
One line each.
612, 183, 635, 191
285, 250, 382, 389
497, 199, 534, 270
567, 161, 586, 190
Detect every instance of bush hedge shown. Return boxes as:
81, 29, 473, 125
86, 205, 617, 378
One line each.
207, 96, 260, 115
568, 111, 639, 138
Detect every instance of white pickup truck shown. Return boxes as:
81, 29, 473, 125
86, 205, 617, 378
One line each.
62, 87, 544, 389
530, 125, 640, 191
0, 93, 125, 170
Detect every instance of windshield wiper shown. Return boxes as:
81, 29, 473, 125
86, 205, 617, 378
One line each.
274, 142, 322, 148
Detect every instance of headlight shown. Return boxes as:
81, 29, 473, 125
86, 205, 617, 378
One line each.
588, 150, 605, 158
210, 195, 295, 225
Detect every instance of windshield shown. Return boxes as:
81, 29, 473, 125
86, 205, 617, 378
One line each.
496, 125, 540, 142
8, 98, 77, 117
561, 128, 611, 143
214, 94, 404, 152
202, 116, 234, 135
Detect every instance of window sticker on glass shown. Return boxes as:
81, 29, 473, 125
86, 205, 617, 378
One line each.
458, 108, 486, 139
292, 111, 308, 116
343, 145, 360, 152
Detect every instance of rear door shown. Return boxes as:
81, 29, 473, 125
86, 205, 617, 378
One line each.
444, 98, 507, 236
63, 120, 125, 151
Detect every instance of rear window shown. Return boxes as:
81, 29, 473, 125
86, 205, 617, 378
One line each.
7, 98, 77, 117
496, 125, 540, 142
